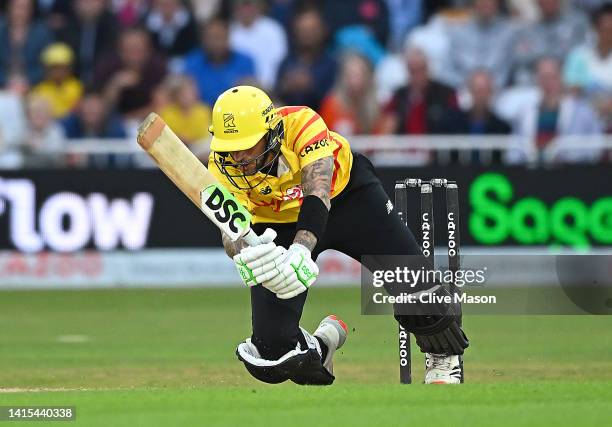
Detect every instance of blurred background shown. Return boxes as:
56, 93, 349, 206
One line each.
0, 0, 610, 288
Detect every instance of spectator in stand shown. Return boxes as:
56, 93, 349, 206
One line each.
22, 95, 66, 167
276, 7, 336, 110
456, 70, 511, 134
93, 27, 167, 120
334, 21, 386, 68
320, 0, 390, 48
380, 47, 460, 135
507, 0, 540, 21
564, 4, 612, 94
0, 0, 53, 86
31, 43, 83, 119
159, 75, 211, 145
510, 58, 603, 163
62, 90, 130, 167
571, 0, 610, 14
455, 70, 512, 163
512, 0, 589, 84
35, 0, 73, 31
62, 91, 127, 139
423, 0, 469, 22
111, 0, 149, 27
449, 0, 516, 88
381, 12, 454, 102
384, 0, 424, 51
595, 92, 612, 134
0, 75, 29, 168
564, 3, 612, 134
319, 52, 383, 135
191, 0, 224, 22
144, 0, 199, 61
229, 0, 288, 90
268, 0, 298, 29
36, 0, 70, 17
54, 0, 120, 85
182, 18, 256, 106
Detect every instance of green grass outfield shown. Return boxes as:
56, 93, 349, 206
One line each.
1, 288, 611, 426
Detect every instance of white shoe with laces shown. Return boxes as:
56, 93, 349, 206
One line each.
313, 315, 348, 375
424, 353, 463, 384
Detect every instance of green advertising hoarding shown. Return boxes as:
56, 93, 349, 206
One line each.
378, 165, 611, 249
0, 167, 610, 251
469, 172, 612, 248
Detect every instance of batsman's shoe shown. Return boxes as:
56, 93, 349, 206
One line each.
313, 315, 348, 375
424, 353, 463, 384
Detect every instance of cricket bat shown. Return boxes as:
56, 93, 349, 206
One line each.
136, 112, 261, 246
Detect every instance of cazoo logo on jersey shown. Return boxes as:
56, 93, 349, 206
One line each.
0, 177, 153, 252
300, 139, 329, 157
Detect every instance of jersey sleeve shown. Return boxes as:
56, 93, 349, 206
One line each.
289, 108, 335, 168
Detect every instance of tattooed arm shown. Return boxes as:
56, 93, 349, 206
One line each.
294, 156, 333, 251
221, 232, 247, 258
293, 230, 318, 252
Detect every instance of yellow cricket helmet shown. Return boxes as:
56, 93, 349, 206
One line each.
209, 86, 277, 152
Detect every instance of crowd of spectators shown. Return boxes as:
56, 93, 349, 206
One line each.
0, 0, 610, 168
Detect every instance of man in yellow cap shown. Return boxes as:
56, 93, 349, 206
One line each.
32, 43, 83, 119
209, 86, 468, 385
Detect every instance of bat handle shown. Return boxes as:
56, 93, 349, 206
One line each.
241, 229, 262, 247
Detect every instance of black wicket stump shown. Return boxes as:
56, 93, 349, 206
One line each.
394, 178, 461, 384
393, 181, 411, 385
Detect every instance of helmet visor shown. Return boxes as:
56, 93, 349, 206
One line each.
213, 121, 284, 190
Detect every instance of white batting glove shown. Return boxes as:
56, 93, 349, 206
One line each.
259, 244, 319, 299
233, 228, 283, 287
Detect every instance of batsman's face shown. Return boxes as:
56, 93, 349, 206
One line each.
230, 137, 267, 175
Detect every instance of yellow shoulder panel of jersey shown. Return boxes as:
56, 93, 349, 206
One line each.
208, 106, 352, 224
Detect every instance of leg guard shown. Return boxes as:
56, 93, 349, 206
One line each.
236, 328, 335, 385
395, 312, 469, 355
395, 286, 469, 355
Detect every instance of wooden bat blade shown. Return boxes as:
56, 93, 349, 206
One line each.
136, 113, 256, 243
137, 112, 216, 208
136, 112, 164, 150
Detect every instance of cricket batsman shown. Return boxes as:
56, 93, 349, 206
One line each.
209, 86, 469, 385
